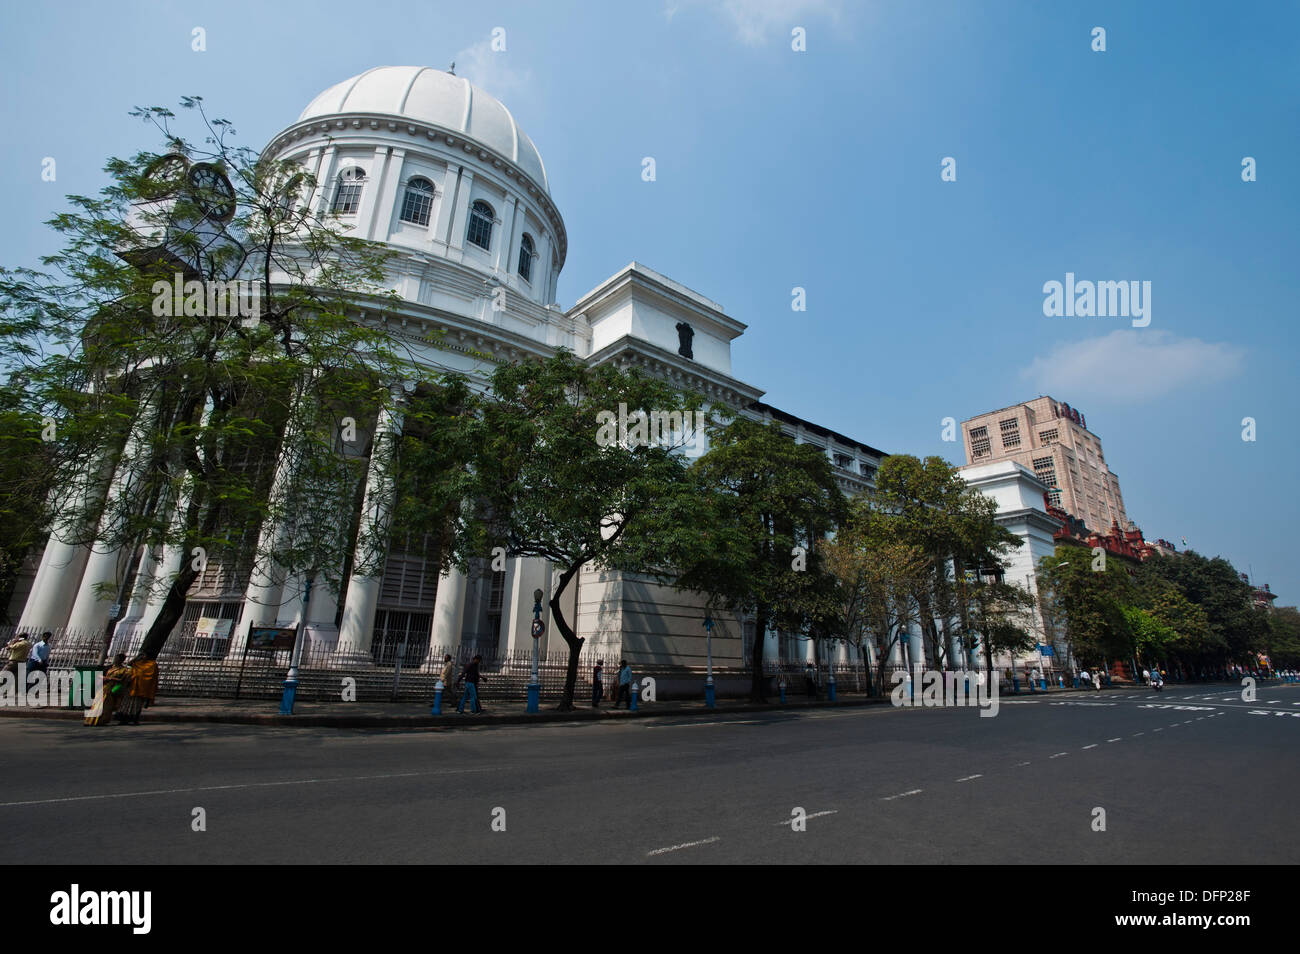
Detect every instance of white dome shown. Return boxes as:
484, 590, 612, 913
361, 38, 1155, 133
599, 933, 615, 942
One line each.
299, 66, 550, 194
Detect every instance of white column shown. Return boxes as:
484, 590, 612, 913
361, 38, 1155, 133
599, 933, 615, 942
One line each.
432, 164, 459, 249
430, 566, 467, 653
17, 535, 92, 631
309, 145, 339, 217
494, 194, 517, 275
336, 400, 403, 657
65, 406, 158, 634
448, 169, 474, 251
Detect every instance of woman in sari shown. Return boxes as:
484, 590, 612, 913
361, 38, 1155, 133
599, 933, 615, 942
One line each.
116, 655, 158, 725
84, 653, 131, 727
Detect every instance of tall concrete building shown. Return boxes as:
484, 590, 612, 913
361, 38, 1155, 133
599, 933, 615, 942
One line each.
960, 397, 1129, 533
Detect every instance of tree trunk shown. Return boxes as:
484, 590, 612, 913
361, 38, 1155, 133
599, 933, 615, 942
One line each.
548, 561, 583, 711
138, 562, 199, 659
750, 604, 769, 702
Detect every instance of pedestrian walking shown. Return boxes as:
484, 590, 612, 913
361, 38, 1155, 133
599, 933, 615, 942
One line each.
4, 632, 32, 675
1092, 670, 1102, 691
457, 654, 483, 714
116, 655, 158, 724
28, 632, 51, 681
439, 654, 456, 706
85, 653, 132, 726
614, 659, 632, 708
591, 660, 604, 708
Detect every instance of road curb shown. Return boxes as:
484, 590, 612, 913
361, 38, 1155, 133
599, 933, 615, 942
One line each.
0, 684, 1133, 729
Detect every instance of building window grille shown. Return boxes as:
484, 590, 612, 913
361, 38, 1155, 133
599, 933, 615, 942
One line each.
1039, 428, 1059, 445
970, 425, 991, 459
399, 177, 434, 226
999, 418, 1021, 449
332, 167, 366, 215
466, 200, 494, 250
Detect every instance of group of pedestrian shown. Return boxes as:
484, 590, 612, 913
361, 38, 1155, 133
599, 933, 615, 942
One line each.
434, 654, 635, 712
437, 653, 487, 714
84, 652, 159, 726
591, 659, 633, 708
4, 631, 50, 683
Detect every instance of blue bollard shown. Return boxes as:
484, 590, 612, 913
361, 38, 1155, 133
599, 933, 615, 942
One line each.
1041, 678, 1048, 691
704, 677, 716, 709
630, 681, 639, 712
279, 676, 298, 715
432, 680, 443, 715
780, 681, 787, 704
828, 679, 836, 702
1013, 676, 1020, 694
526, 680, 540, 713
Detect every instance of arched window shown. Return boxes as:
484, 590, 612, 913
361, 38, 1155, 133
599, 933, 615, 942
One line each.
332, 167, 366, 215
399, 177, 435, 226
466, 199, 494, 250
517, 233, 536, 282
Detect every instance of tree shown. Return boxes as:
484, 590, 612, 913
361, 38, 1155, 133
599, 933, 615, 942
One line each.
656, 416, 846, 702
1264, 607, 1300, 670
868, 454, 1021, 670
1038, 547, 1136, 669
1136, 551, 1265, 664
455, 350, 701, 711
0, 98, 407, 657
824, 498, 928, 695
968, 578, 1038, 682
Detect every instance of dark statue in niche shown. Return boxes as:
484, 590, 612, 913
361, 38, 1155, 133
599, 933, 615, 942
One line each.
676, 321, 694, 359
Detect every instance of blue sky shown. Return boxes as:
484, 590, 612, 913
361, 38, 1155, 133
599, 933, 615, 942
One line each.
2, 0, 1297, 600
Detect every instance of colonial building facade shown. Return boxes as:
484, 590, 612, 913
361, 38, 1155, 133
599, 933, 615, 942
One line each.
10, 66, 889, 673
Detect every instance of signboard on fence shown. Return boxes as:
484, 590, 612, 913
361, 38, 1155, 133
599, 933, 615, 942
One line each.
1038, 644, 1055, 657
249, 627, 297, 651
195, 617, 233, 641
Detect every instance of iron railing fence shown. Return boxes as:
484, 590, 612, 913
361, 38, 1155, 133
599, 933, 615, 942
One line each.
7, 625, 1135, 705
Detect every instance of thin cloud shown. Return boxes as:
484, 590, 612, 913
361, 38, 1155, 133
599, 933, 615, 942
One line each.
452, 39, 532, 104
668, 0, 845, 46
1020, 329, 1246, 404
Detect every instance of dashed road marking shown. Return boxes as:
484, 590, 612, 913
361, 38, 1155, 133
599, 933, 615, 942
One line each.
774, 810, 838, 827
956, 774, 982, 782
1107, 737, 1122, 742
646, 836, 721, 856
1050, 752, 1068, 758
1082, 744, 1098, 749
882, 789, 923, 801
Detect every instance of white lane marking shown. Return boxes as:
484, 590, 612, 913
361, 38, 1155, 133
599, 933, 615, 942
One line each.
1017, 761, 1031, 766
1107, 737, 1122, 742
956, 774, 983, 782
1184, 720, 1193, 724
646, 720, 764, 728
1082, 744, 1098, 750
881, 789, 923, 801
646, 836, 720, 856
1154, 728, 1163, 732
1133, 732, 1144, 736
0, 766, 500, 809
774, 810, 838, 827
1269, 701, 1280, 705
1050, 752, 1068, 758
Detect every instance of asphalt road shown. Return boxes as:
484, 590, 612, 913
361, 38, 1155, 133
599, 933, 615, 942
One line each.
1, 681, 1296, 864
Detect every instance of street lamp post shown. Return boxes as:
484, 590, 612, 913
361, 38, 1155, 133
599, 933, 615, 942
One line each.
703, 613, 715, 708
280, 573, 313, 715
527, 588, 543, 713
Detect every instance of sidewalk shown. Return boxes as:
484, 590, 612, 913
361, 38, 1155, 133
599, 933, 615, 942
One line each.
0, 682, 1115, 729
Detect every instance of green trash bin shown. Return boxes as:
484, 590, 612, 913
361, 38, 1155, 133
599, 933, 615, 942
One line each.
69, 667, 100, 709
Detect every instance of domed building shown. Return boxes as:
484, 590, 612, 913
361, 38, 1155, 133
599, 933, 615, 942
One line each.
13, 67, 889, 682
